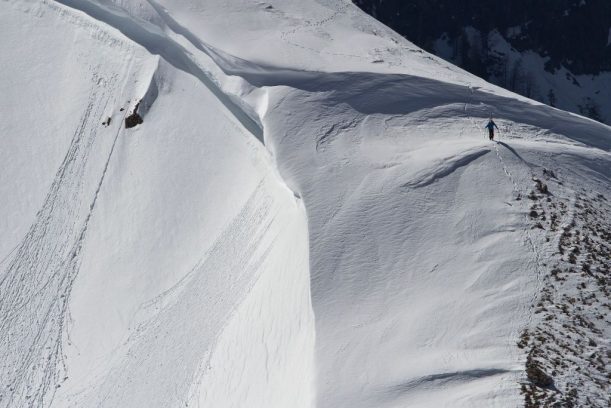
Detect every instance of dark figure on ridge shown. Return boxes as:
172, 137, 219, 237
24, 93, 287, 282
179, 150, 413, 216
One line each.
485, 119, 499, 141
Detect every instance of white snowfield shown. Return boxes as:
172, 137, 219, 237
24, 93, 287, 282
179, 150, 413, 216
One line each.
0, 1, 609, 407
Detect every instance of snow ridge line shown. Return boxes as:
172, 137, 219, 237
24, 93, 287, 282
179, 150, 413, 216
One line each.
51, 0, 611, 155
53, 0, 264, 142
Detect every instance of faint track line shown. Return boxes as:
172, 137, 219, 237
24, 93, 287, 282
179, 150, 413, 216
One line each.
464, 101, 546, 355
0, 68, 127, 407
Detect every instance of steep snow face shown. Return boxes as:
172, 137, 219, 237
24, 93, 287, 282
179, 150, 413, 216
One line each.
0, 2, 313, 408
261, 75, 610, 406
53, 64, 314, 408
1, 0, 610, 407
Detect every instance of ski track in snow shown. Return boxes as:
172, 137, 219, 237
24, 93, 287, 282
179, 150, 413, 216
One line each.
84, 180, 280, 407
0, 65, 131, 407
279, 2, 364, 60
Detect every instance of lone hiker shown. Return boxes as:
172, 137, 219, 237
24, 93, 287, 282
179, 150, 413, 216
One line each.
485, 118, 499, 141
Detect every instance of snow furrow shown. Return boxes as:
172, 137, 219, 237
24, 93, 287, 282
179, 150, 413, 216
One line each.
402, 148, 491, 188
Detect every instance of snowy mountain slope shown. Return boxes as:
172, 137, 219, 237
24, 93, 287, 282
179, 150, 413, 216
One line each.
1, 3, 313, 407
260, 77, 610, 407
0, 0, 609, 407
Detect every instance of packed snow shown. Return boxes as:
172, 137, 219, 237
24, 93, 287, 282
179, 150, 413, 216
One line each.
0, 0, 609, 407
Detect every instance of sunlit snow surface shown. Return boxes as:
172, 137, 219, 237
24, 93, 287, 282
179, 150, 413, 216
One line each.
0, 1, 609, 407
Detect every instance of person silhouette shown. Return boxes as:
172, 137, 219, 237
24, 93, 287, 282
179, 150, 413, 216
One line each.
485, 119, 499, 141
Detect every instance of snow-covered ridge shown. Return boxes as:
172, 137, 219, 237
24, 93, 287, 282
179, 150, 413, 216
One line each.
0, 0, 609, 407
1, 1, 313, 407
55, 0, 265, 139
49, 0, 611, 152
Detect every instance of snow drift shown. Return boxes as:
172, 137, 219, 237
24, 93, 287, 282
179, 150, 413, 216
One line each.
0, 0, 609, 407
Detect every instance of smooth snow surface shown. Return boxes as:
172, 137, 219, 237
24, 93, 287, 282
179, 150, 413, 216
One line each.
0, 0, 609, 407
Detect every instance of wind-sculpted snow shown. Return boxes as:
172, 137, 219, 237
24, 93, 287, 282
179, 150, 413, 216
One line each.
1, 0, 610, 407
54, 0, 264, 141
55, 0, 611, 153
400, 148, 491, 188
